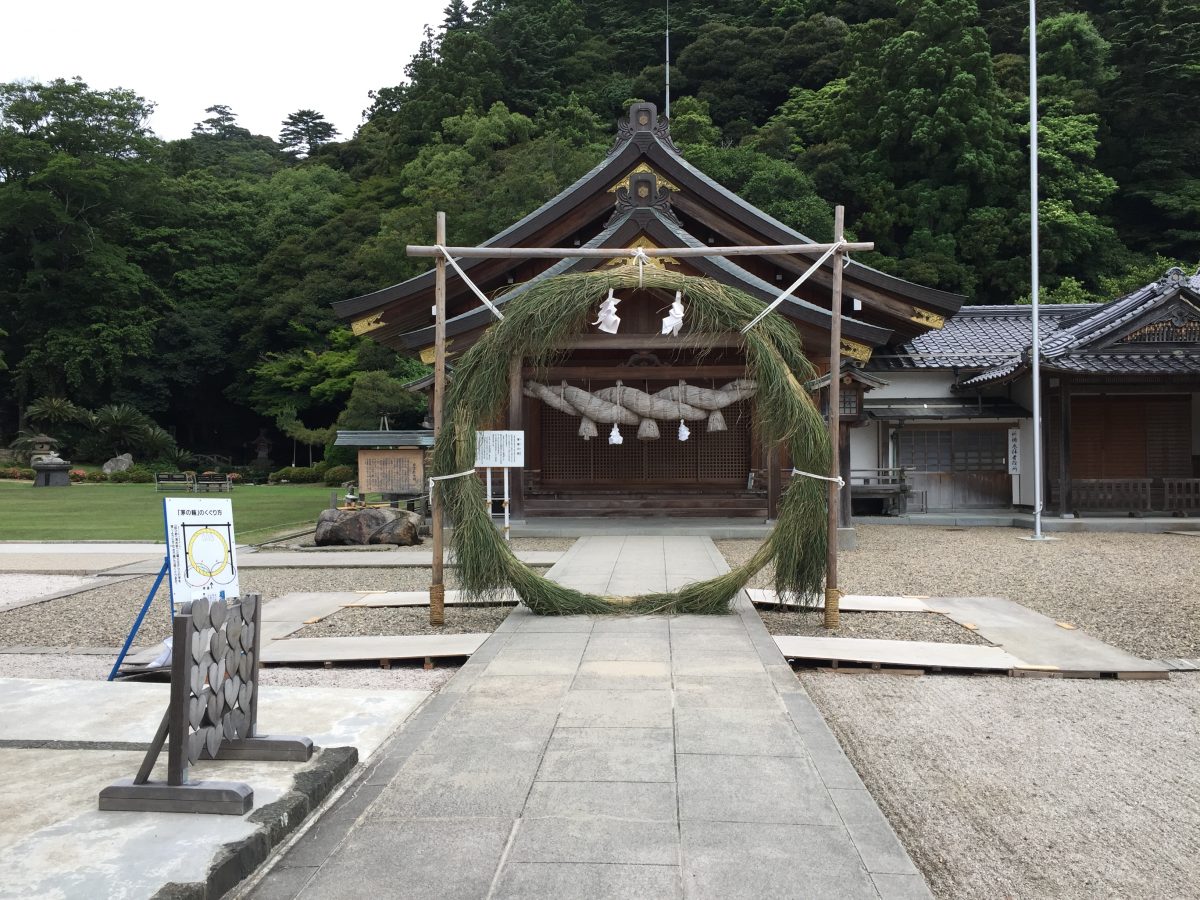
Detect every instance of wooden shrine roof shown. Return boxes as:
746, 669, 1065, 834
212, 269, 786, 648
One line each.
334, 102, 965, 359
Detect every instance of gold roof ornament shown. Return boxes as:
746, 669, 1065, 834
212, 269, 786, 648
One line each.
350, 312, 386, 336
602, 237, 679, 268
608, 162, 680, 194
910, 308, 945, 329
840, 339, 872, 363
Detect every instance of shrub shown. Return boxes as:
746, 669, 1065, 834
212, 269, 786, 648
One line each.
85, 471, 108, 483
127, 468, 154, 483
313, 459, 331, 476
268, 466, 322, 484
69, 469, 87, 482
109, 470, 130, 483
323, 464, 355, 486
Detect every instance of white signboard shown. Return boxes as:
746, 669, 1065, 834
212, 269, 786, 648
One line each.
1007, 427, 1021, 476
475, 430, 525, 468
163, 498, 240, 605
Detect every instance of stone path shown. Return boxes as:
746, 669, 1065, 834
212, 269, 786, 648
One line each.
249, 537, 928, 899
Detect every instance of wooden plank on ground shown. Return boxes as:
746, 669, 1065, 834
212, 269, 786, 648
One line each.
261, 634, 489, 664
774, 635, 1027, 672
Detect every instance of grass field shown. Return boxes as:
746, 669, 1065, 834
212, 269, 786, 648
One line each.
0, 481, 335, 542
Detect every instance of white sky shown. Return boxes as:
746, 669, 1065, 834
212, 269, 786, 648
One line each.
4, 0, 449, 141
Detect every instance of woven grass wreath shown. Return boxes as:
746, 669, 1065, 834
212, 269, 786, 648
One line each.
431, 266, 831, 615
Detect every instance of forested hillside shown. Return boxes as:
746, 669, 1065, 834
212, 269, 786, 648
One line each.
1, 0, 1197, 462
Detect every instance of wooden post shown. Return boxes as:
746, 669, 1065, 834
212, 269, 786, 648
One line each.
825, 206, 845, 630
430, 211, 447, 627
508, 354, 525, 521
1058, 379, 1072, 517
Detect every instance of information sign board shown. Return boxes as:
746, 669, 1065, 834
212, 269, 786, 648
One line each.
163, 497, 240, 604
475, 431, 525, 468
1007, 427, 1021, 476
358, 448, 425, 494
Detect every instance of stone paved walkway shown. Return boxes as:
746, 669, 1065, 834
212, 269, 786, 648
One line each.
249, 537, 929, 899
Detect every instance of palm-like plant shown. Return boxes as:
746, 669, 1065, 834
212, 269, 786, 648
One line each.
25, 397, 87, 428
92, 404, 154, 458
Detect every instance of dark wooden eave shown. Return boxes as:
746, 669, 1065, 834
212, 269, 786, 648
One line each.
335, 102, 962, 349
393, 209, 892, 355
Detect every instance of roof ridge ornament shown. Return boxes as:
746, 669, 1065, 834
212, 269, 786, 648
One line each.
608, 102, 680, 156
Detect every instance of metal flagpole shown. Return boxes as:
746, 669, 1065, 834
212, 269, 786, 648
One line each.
665, 0, 671, 118
1029, 0, 1046, 540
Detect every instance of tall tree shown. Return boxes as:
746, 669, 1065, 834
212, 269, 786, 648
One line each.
279, 109, 340, 157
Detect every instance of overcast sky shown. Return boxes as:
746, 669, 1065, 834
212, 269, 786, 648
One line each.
5, 0, 449, 141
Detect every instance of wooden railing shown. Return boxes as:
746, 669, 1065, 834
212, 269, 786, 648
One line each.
849, 468, 912, 515
1073, 478, 1153, 512
1163, 478, 1200, 514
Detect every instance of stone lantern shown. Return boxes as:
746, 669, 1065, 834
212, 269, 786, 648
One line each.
30, 435, 72, 487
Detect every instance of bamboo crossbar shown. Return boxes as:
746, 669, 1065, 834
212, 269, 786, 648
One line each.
406, 241, 874, 259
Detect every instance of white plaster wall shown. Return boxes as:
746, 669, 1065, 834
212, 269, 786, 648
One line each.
849, 423, 880, 472
870, 371, 958, 400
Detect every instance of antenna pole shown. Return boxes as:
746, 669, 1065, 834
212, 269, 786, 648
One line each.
665, 0, 671, 118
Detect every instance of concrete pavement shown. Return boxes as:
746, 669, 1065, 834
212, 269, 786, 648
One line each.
247, 536, 928, 899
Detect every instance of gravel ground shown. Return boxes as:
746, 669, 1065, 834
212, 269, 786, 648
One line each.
0, 652, 456, 690
718, 527, 1200, 659
0, 573, 93, 608
759, 609, 991, 644
0, 567, 545, 648
292, 605, 513, 638
802, 671, 1200, 900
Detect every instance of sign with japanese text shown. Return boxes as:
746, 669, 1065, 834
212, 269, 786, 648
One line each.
358, 448, 425, 494
163, 498, 240, 605
475, 431, 525, 468
1007, 427, 1021, 476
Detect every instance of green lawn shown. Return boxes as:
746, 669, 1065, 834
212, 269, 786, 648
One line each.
0, 481, 336, 542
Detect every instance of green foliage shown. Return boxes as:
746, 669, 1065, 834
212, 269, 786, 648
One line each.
2, 1, 1197, 459
433, 268, 830, 614
279, 109, 340, 158
323, 464, 355, 486
268, 465, 324, 484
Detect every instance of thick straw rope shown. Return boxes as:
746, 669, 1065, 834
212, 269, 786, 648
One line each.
523, 379, 757, 440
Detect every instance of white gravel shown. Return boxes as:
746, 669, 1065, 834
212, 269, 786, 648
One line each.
719, 527, 1200, 659
0, 566, 546, 649
801, 671, 1200, 900
0, 574, 94, 609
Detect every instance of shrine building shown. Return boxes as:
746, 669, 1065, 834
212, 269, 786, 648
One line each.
335, 103, 1200, 520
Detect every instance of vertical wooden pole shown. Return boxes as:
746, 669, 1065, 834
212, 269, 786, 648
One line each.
825, 206, 845, 629
508, 354, 525, 520
1058, 379, 1072, 517
430, 211, 447, 627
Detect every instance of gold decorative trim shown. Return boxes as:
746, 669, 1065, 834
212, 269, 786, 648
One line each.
418, 342, 454, 365
910, 308, 945, 329
350, 312, 385, 336
840, 339, 872, 363
607, 162, 680, 194
602, 236, 678, 268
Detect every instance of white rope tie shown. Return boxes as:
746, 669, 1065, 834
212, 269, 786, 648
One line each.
630, 246, 651, 287
434, 245, 504, 320
428, 469, 479, 503
792, 468, 845, 488
741, 241, 845, 334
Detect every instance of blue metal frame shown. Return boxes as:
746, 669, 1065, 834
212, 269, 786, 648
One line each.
107, 557, 169, 681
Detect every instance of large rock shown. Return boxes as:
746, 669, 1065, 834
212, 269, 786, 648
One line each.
314, 507, 423, 547
102, 453, 134, 474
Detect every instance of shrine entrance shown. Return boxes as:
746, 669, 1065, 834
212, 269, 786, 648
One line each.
525, 387, 764, 516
